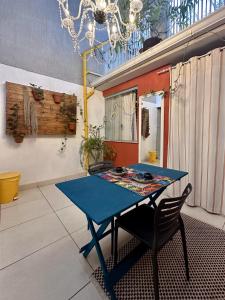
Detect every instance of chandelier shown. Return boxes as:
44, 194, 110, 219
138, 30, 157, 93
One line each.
58, 0, 143, 51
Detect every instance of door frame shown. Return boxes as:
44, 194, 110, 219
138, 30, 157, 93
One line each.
138, 92, 164, 167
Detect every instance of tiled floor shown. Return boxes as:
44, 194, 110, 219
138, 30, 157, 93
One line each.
0, 184, 225, 300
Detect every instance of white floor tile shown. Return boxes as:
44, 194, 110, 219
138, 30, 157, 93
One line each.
181, 203, 225, 229
1, 188, 44, 209
0, 237, 92, 300
71, 282, 105, 300
39, 185, 73, 211
0, 198, 52, 231
56, 205, 87, 233
0, 213, 68, 269
72, 227, 132, 270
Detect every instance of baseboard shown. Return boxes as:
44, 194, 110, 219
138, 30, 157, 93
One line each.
19, 172, 87, 191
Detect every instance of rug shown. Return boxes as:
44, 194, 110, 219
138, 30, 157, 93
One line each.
92, 215, 225, 299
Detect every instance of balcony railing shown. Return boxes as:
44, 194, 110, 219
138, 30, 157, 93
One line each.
101, 0, 225, 74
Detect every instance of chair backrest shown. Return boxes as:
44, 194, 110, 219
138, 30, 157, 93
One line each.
88, 161, 113, 175
154, 183, 192, 243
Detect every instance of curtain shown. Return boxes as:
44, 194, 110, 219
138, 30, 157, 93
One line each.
168, 47, 225, 216
105, 91, 137, 142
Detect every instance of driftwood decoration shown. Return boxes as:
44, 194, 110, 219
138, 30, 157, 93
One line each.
6, 82, 77, 142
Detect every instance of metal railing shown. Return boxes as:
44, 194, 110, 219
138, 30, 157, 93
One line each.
102, 0, 225, 74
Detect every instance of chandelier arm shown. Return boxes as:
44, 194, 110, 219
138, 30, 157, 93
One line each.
116, 9, 132, 28
114, 15, 131, 42
106, 20, 116, 49
72, 0, 96, 21
76, 8, 94, 38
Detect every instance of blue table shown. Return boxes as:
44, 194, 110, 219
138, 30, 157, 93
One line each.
56, 164, 187, 299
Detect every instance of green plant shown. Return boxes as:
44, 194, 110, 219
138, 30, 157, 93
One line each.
30, 83, 44, 101
80, 125, 116, 167
7, 104, 26, 143
7, 104, 19, 133
60, 101, 77, 123
118, 0, 198, 41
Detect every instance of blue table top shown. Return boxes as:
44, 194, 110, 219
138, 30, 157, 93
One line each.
56, 164, 187, 225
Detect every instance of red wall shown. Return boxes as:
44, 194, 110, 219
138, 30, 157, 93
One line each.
104, 65, 170, 167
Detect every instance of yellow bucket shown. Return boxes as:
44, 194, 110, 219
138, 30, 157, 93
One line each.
148, 151, 157, 163
0, 172, 21, 204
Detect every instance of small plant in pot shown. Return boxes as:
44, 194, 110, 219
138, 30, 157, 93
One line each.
118, 0, 198, 53
60, 101, 77, 133
80, 125, 117, 167
30, 83, 44, 102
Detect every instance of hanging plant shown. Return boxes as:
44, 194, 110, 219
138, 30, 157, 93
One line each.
60, 100, 77, 133
7, 103, 26, 143
30, 83, 44, 102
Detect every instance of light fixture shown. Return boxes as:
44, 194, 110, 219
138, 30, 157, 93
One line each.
58, 0, 143, 51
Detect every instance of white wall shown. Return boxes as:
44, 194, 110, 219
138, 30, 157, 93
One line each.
0, 64, 105, 185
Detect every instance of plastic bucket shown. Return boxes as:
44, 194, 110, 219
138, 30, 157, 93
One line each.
0, 172, 21, 204
148, 151, 157, 163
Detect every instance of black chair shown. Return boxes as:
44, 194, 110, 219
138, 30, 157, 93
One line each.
114, 183, 192, 300
88, 161, 113, 175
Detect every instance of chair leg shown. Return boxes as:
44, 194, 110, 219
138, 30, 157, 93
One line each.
180, 222, 190, 281
111, 219, 114, 256
152, 251, 159, 300
114, 222, 118, 266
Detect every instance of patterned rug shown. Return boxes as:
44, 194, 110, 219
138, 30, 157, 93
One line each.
92, 214, 225, 299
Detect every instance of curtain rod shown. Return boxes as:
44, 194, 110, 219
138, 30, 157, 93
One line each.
105, 87, 138, 99
172, 46, 225, 69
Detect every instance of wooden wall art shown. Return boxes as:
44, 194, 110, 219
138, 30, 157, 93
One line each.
6, 82, 77, 143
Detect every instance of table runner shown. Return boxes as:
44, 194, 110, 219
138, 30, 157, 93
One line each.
96, 168, 175, 196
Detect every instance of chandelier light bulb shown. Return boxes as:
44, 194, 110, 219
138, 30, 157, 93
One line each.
129, 13, 136, 24
88, 22, 93, 31
130, 0, 143, 14
112, 24, 117, 33
96, 0, 107, 11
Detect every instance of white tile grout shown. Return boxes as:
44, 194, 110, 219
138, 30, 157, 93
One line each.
38, 187, 95, 273
0, 235, 69, 271
68, 281, 91, 300
0, 210, 54, 233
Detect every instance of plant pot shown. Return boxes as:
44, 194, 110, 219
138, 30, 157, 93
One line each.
53, 94, 62, 104
68, 122, 76, 132
32, 89, 44, 102
13, 135, 24, 143
139, 36, 162, 53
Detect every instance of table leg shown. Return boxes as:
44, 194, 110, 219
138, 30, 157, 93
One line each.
87, 217, 117, 300
80, 218, 111, 258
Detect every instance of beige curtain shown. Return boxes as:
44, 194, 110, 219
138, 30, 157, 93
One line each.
105, 91, 137, 142
168, 47, 225, 216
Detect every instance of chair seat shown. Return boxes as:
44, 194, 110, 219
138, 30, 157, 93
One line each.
117, 204, 179, 248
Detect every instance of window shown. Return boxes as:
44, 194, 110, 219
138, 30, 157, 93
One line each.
105, 90, 137, 142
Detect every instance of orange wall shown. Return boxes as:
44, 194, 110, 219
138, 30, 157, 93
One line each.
104, 65, 171, 167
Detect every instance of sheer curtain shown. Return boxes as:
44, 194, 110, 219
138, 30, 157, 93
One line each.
168, 47, 225, 216
105, 91, 137, 142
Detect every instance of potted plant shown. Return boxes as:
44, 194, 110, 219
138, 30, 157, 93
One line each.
80, 125, 117, 167
7, 104, 26, 143
118, 0, 198, 53
53, 93, 63, 104
13, 131, 26, 143
30, 83, 44, 102
60, 101, 77, 133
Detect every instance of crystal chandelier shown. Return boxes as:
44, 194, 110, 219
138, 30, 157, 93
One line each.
58, 0, 143, 51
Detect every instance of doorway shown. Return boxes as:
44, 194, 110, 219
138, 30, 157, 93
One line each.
139, 92, 164, 167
